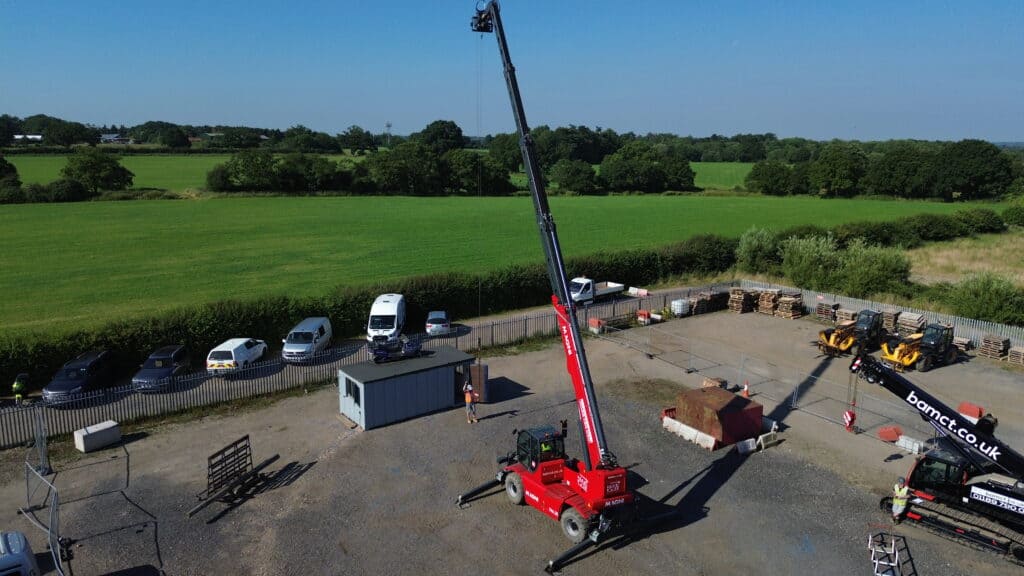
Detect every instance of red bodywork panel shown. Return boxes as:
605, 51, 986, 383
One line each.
507, 459, 633, 522
552, 296, 605, 470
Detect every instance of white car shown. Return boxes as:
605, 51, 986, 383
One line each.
206, 338, 267, 375
425, 311, 452, 336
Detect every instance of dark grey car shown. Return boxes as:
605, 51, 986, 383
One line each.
42, 350, 116, 404
132, 345, 190, 392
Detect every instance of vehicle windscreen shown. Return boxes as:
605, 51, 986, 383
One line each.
143, 358, 169, 369
63, 368, 87, 380
855, 314, 874, 330
569, 281, 586, 294
209, 351, 233, 361
287, 332, 315, 344
369, 315, 396, 330
427, 316, 447, 325
922, 325, 941, 340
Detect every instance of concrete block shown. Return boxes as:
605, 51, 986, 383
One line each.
736, 438, 758, 454
662, 415, 717, 450
74, 420, 121, 453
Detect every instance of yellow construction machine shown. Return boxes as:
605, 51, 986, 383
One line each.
817, 320, 857, 356
880, 332, 923, 372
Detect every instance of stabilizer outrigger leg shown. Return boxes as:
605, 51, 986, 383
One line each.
455, 477, 501, 508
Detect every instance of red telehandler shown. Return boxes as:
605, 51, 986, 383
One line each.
456, 2, 674, 572
850, 349, 1024, 565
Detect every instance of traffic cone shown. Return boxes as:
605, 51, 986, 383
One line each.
742, 381, 750, 398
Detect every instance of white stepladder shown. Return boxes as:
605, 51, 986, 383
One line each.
867, 530, 902, 576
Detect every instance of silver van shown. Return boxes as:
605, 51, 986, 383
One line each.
282, 317, 333, 363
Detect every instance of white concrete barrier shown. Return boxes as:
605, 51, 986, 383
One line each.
74, 420, 121, 453
662, 415, 717, 451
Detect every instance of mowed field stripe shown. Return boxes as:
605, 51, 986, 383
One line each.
0, 195, 971, 332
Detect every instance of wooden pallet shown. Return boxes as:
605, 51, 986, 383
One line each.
897, 312, 926, 338
728, 290, 755, 313
978, 333, 1010, 359
1008, 347, 1024, 366
775, 296, 804, 319
882, 310, 900, 334
953, 336, 973, 352
815, 302, 837, 322
758, 289, 780, 315
836, 308, 858, 323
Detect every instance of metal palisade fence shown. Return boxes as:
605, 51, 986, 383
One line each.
3, 279, 1019, 449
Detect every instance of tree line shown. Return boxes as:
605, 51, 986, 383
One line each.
744, 139, 1024, 201
3, 113, 1023, 200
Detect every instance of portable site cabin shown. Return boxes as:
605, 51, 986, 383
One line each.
338, 346, 475, 430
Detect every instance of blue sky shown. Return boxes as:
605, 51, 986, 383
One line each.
1, 1, 1022, 141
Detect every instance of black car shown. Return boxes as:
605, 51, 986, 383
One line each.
42, 350, 116, 404
132, 345, 190, 392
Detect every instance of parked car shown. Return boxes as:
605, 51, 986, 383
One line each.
132, 345, 190, 392
206, 338, 267, 376
42, 350, 116, 404
281, 317, 333, 363
425, 310, 452, 337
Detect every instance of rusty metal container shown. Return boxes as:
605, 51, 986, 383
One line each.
469, 364, 490, 403
675, 387, 763, 446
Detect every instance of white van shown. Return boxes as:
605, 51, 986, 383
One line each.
206, 338, 267, 375
367, 293, 406, 347
282, 317, 333, 363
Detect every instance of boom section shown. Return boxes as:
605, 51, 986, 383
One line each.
851, 352, 1024, 477
473, 1, 614, 469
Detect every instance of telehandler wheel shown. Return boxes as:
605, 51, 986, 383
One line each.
917, 356, 932, 373
505, 472, 524, 505
560, 507, 588, 544
946, 346, 958, 366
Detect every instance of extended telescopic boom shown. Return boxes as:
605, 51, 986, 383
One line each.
473, 1, 615, 470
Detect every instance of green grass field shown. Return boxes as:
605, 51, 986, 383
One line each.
7, 154, 354, 192
0, 195, 973, 333
691, 162, 753, 190
9, 155, 752, 193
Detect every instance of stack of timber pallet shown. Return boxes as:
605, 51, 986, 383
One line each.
897, 312, 926, 338
978, 334, 1010, 360
882, 310, 900, 335
836, 309, 858, 323
953, 337, 973, 353
691, 291, 728, 315
815, 302, 837, 322
775, 294, 804, 319
727, 288, 755, 313
758, 290, 780, 315
1008, 347, 1024, 366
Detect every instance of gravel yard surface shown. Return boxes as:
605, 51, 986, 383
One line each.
2, 310, 1020, 575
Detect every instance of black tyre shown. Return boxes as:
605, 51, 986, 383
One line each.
945, 346, 958, 366
505, 473, 524, 505
560, 507, 588, 544
917, 356, 932, 373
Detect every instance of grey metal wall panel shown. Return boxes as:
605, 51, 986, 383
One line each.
341, 362, 470, 430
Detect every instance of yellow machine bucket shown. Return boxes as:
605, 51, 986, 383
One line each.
817, 321, 857, 356
880, 333, 922, 372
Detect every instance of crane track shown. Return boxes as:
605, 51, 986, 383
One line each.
880, 496, 1024, 567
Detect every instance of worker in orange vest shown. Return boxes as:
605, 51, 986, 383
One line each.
463, 380, 479, 424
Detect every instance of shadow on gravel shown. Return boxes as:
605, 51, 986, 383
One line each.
259, 460, 317, 492
566, 357, 838, 570
58, 443, 165, 576
54, 445, 130, 504
484, 377, 532, 403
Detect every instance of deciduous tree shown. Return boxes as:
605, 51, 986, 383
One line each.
61, 148, 133, 193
